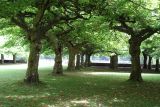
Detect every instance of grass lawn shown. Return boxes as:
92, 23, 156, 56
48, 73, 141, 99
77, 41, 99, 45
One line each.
0, 64, 160, 107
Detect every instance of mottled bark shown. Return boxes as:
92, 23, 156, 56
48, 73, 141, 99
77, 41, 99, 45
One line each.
1, 54, 4, 64
76, 54, 81, 70
155, 58, 159, 72
143, 52, 147, 69
53, 39, 63, 75
129, 39, 142, 81
85, 54, 91, 67
148, 56, 152, 70
25, 39, 41, 84
110, 54, 118, 69
67, 48, 76, 71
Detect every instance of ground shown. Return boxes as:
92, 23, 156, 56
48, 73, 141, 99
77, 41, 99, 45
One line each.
0, 64, 160, 107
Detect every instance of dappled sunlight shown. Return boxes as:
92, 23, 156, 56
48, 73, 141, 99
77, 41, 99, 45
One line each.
5, 95, 34, 99
71, 99, 89, 104
4, 93, 51, 100
40, 98, 105, 107
41, 104, 56, 107
110, 98, 125, 103
70, 100, 90, 107
70, 99, 104, 107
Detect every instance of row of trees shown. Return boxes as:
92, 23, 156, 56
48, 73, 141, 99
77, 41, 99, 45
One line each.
0, 0, 160, 83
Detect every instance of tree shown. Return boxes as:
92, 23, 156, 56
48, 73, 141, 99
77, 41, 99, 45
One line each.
0, 26, 28, 64
46, 25, 72, 74
100, 0, 160, 81
0, 0, 89, 83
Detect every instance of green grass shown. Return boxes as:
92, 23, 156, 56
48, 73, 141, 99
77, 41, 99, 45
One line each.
0, 65, 160, 107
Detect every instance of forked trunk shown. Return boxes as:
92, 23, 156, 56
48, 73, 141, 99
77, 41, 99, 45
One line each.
129, 39, 142, 81
155, 58, 159, 72
25, 41, 41, 83
76, 54, 81, 70
148, 56, 152, 70
53, 39, 63, 75
143, 52, 147, 69
67, 48, 76, 71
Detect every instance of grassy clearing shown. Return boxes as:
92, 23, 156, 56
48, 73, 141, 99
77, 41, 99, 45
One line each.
0, 65, 160, 107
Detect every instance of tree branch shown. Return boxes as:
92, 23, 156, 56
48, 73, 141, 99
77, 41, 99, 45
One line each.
11, 16, 30, 32
33, 0, 50, 27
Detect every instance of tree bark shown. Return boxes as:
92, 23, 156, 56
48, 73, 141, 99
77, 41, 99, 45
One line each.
25, 40, 41, 84
155, 58, 159, 72
53, 39, 63, 75
110, 54, 118, 69
129, 39, 142, 81
85, 54, 91, 67
142, 52, 147, 69
13, 54, 16, 64
67, 48, 76, 71
76, 54, 81, 70
1, 54, 4, 64
148, 56, 152, 70
80, 53, 84, 67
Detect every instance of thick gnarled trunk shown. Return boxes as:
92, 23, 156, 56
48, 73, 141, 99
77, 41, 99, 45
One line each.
25, 40, 41, 84
129, 39, 142, 81
143, 52, 147, 69
110, 54, 118, 69
53, 39, 63, 75
67, 48, 76, 71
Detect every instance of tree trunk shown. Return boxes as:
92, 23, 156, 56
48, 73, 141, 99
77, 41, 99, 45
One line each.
13, 54, 16, 64
143, 52, 147, 69
155, 58, 159, 72
85, 54, 91, 67
80, 53, 84, 67
76, 54, 81, 70
1, 54, 4, 64
148, 56, 152, 70
25, 41, 41, 84
53, 39, 63, 75
110, 54, 118, 69
67, 48, 76, 71
129, 39, 142, 81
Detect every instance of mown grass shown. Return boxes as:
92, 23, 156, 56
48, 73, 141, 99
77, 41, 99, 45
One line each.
0, 64, 160, 107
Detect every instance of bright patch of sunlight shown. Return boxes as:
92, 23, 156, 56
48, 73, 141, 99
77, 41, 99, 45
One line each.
41, 103, 55, 107
4, 93, 51, 99
71, 100, 89, 104
110, 98, 125, 103
70, 99, 103, 107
